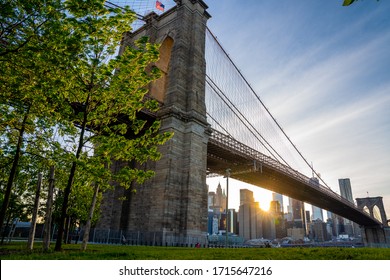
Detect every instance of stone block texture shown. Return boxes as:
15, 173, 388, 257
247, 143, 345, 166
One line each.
97, 0, 211, 246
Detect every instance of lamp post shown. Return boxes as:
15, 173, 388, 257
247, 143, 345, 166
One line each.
225, 168, 231, 248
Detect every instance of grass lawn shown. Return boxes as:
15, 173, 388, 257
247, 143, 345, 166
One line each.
1, 242, 389, 260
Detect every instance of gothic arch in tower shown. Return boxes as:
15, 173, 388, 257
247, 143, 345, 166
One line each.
356, 197, 388, 226
149, 36, 174, 103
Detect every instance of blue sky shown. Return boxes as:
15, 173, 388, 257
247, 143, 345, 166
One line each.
204, 0, 390, 217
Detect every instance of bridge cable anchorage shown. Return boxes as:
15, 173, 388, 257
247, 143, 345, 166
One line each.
206, 27, 331, 190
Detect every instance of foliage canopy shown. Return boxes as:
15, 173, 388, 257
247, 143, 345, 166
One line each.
0, 0, 173, 250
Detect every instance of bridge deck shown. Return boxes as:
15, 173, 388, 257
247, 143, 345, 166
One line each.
207, 129, 380, 227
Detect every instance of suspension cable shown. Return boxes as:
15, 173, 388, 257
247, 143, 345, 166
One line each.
206, 75, 291, 167
206, 27, 331, 189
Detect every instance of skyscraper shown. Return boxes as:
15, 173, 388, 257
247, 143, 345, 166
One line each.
312, 206, 324, 221
339, 178, 353, 203
215, 182, 227, 212
269, 201, 287, 238
272, 193, 284, 213
289, 197, 304, 228
238, 189, 262, 240
338, 178, 356, 237
309, 177, 324, 221
269, 201, 282, 214
240, 189, 254, 205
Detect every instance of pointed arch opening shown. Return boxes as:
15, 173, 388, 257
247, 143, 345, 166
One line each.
149, 36, 174, 103
373, 205, 382, 223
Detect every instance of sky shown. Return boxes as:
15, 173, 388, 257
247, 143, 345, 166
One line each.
203, 0, 390, 218
116, 0, 390, 219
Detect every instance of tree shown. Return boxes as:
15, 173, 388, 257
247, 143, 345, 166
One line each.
343, 0, 379, 5
52, 2, 173, 251
343, 0, 357, 5
1, 1, 172, 252
0, 0, 76, 236
0, 0, 64, 57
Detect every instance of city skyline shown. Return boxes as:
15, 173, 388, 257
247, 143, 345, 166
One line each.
205, 0, 390, 216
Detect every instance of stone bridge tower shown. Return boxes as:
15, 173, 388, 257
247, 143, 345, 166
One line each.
97, 0, 211, 246
356, 196, 388, 226
356, 196, 389, 245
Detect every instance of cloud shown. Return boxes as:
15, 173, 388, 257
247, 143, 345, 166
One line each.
206, 0, 390, 215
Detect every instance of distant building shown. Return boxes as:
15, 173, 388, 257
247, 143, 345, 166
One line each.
208, 191, 216, 212
216, 183, 227, 211
289, 197, 305, 229
239, 203, 262, 240
240, 189, 254, 205
238, 189, 262, 241
269, 201, 281, 215
272, 193, 284, 213
207, 183, 228, 235
269, 201, 286, 239
339, 178, 353, 203
338, 178, 357, 237
312, 206, 324, 221
338, 178, 353, 205
311, 219, 329, 242
309, 177, 324, 221
261, 213, 276, 240
227, 208, 238, 234
305, 210, 310, 235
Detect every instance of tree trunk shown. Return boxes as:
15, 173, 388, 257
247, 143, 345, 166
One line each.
81, 184, 99, 251
43, 166, 55, 251
55, 96, 89, 251
0, 108, 29, 239
1, 212, 13, 244
27, 173, 42, 250
64, 216, 72, 244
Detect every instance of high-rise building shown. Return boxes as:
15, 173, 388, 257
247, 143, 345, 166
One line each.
216, 182, 227, 212
338, 178, 357, 237
339, 178, 353, 203
311, 220, 329, 242
240, 189, 254, 205
238, 189, 262, 241
309, 177, 324, 221
227, 209, 238, 234
312, 206, 324, 221
208, 183, 226, 214
269, 201, 286, 239
208, 183, 229, 235
289, 197, 304, 228
269, 201, 281, 215
272, 193, 284, 213
208, 191, 216, 210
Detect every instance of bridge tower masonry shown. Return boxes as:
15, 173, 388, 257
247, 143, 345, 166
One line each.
356, 197, 390, 246
97, 0, 212, 246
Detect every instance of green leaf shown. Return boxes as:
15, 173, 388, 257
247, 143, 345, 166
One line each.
343, 0, 356, 6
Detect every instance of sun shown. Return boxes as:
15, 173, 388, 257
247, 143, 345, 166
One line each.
207, 177, 275, 212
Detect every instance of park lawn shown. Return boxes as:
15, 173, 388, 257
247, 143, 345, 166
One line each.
1, 243, 389, 260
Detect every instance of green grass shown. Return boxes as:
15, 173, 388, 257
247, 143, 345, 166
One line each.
1, 242, 389, 260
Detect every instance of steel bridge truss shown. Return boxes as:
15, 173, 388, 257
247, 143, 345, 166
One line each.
207, 129, 380, 227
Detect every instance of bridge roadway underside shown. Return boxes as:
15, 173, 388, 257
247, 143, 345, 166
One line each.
207, 141, 380, 227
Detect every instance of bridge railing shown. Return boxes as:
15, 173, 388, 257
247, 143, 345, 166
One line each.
209, 129, 364, 211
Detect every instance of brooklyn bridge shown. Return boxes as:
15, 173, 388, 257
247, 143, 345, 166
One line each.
97, 0, 389, 246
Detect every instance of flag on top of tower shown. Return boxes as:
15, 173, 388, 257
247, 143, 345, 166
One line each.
156, 1, 165, 11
